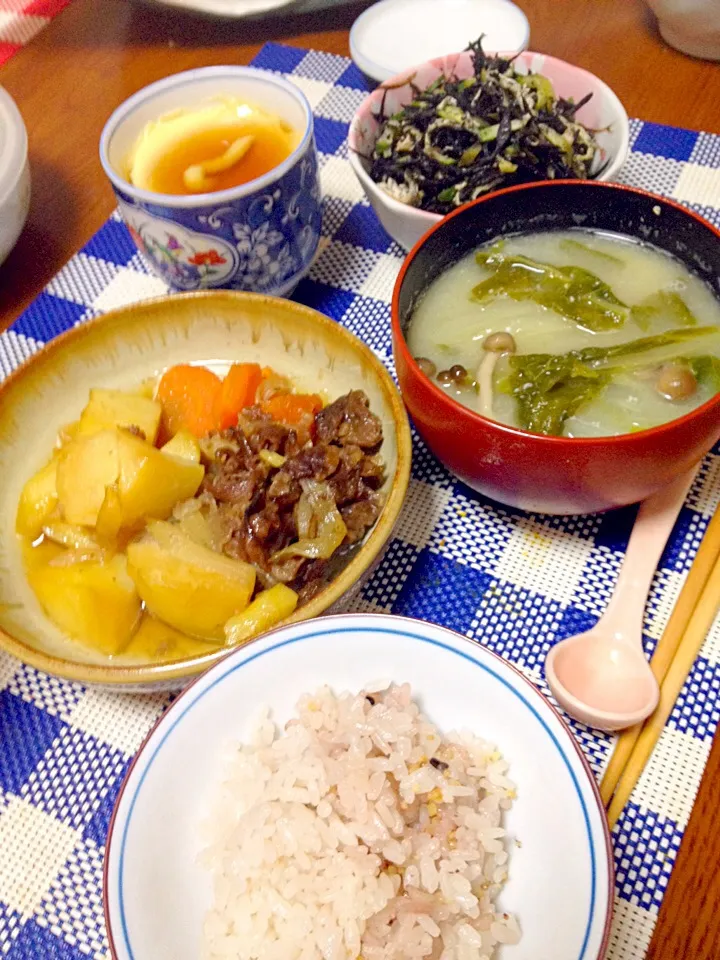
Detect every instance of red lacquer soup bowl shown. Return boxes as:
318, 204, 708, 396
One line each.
392, 181, 720, 515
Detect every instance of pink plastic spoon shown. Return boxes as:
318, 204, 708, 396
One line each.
545, 467, 699, 732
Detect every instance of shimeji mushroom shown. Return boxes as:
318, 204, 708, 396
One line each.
655, 363, 697, 402
414, 357, 437, 378
183, 134, 255, 193
476, 332, 517, 417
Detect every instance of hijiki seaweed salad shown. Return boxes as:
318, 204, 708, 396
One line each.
368, 38, 602, 215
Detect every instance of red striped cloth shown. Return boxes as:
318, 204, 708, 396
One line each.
0, 0, 71, 67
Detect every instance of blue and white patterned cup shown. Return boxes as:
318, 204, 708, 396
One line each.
99, 67, 322, 296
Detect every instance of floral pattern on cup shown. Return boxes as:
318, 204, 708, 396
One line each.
113, 140, 322, 296
122, 214, 238, 290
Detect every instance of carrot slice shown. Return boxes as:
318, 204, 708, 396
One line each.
260, 393, 323, 425
156, 364, 222, 439
215, 363, 263, 430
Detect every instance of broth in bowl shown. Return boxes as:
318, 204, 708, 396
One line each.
408, 230, 720, 438
124, 98, 300, 197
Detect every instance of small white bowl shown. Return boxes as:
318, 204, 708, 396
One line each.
104, 613, 613, 960
0, 86, 30, 266
349, 50, 630, 252
349, 0, 530, 84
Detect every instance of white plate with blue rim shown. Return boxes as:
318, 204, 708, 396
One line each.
104, 612, 613, 960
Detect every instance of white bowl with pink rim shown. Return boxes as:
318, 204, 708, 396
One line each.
348, 50, 630, 252
104, 612, 613, 960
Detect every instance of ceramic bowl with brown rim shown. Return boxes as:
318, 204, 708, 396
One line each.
0, 292, 411, 691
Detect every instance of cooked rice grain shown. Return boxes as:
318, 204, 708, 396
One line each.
200, 683, 521, 960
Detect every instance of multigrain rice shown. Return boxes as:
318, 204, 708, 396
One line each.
200, 682, 521, 960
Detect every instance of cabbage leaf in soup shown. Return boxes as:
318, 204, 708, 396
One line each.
687, 355, 720, 393
574, 326, 717, 366
508, 326, 720, 436
506, 354, 611, 435
472, 250, 629, 332
559, 238, 624, 266
630, 290, 698, 331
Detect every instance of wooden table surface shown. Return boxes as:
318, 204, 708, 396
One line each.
1, 0, 719, 955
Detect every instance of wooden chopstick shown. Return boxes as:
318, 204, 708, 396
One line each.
605, 543, 720, 828
600, 502, 720, 808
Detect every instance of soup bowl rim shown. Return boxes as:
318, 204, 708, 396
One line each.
99, 65, 314, 209
392, 178, 720, 448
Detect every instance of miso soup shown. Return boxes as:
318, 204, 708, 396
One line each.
408, 230, 720, 438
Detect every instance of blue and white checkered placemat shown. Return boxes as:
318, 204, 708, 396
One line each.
1, 42, 720, 960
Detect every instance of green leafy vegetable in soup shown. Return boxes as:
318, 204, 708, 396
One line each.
572, 326, 716, 366
472, 250, 629, 332
507, 327, 719, 435
559, 238, 624, 266
508, 354, 611, 435
688, 355, 720, 393
631, 290, 698, 331
407, 229, 720, 438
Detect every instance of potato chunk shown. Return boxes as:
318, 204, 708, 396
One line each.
161, 429, 201, 463
116, 432, 204, 528
27, 553, 141, 655
77, 388, 162, 444
126, 521, 256, 639
56, 430, 119, 527
95, 484, 123, 540
55, 429, 204, 530
42, 522, 105, 552
16, 459, 59, 538
57, 421, 80, 447
224, 584, 298, 646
